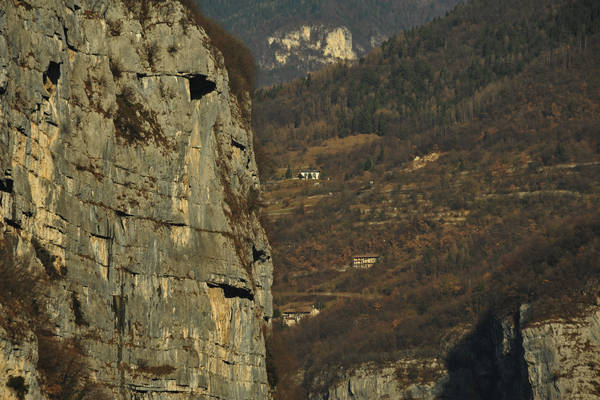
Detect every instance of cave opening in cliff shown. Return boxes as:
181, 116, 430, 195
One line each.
0, 178, 13, 193
189, 75, 216, 100
207, 282, 254, 301
252, 245, 268, 262
0, 170, 13, 193
44, 61, 61, 87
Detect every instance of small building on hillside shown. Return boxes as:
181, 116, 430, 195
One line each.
298, 169, 320, 180
352, 254, 380, 269
282, 305, 320, 326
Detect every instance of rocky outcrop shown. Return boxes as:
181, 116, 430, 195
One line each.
263, 25, 356, 79
316, 359, 447, 400
521, 306, 600, 399
319, 305, 600, 400
0, 0, 272, 399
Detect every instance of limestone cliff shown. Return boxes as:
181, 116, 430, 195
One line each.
0, 0, 272, 399
263, 25, 357, 79
318, 305, 600, 400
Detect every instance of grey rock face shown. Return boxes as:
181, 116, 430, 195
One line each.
521, 307, 600, 399
0, 0, 272, 399
319, 306, 600, 400
316, 359, 447, 400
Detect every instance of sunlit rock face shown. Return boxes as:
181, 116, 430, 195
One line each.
262, 25, 357, 82
0, 0, 272, 398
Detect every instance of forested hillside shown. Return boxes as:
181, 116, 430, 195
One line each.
198, 0, 461, 85
255, 0, 600, 398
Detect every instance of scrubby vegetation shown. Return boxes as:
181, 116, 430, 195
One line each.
255, 0, 599, 168
0, 237, 46, 340
120, 0, 255, 119
180, 0, 255, 109
114, 86, 169, 148
0, 237, 110, 399
258, 0, 600, 397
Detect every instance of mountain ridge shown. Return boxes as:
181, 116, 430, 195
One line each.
198, 0, 462, 86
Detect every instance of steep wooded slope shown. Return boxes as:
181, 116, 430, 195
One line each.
257, 0, 600, 398
199, 0, 461, 86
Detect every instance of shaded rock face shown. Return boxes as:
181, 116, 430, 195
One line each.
320, 306, 600, 400
0, 0, 272, 399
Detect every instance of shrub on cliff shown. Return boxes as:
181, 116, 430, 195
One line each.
0, 237, 111, 399
179, 0, 256, 105
0, 237, 46, 340
123, 0, 255, 111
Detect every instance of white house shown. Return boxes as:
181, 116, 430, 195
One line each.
298, 169, 320, 180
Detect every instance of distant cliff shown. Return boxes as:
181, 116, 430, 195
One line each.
0, 0, 272, 399
318, 305, 600, 400
263, 24, 357, 82
199, 0, 462, 86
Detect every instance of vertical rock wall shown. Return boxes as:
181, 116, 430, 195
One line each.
0, 0, 272, 398
319, 306, 600, 400
521, 307, 600, 399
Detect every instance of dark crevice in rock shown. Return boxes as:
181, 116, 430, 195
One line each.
136, 72, 147, 80
91, 232, 111, 240
0, 178, 13, 193
189, 75, 216, 100
4, 217, 21, 230
44, 61, 61, 85
115, 210, 133, 217
207, 282, 254, 301
112, 294, 126, 333
231, 139, 246, 151
62, 26, 77, 51
6, 376, 27, 399
1, 170, 13, 193
32, 237, 62, 279
252, 244, 269, 262
72, 292, 88, 326
166, 221, 186, 227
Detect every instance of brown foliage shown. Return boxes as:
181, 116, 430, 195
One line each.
0, 237, 46, 341
262, 28, 600, 396
0, 237, 110, 399
137, 361, 177, 376
37, 333, 111, 400
114, 86, 171, 148
178, 0, 256, 109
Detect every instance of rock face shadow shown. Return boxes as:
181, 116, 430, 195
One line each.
438, 312, 533, 400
